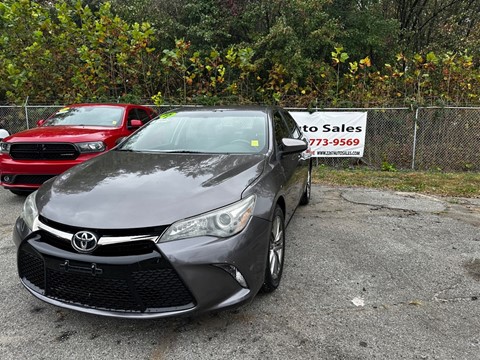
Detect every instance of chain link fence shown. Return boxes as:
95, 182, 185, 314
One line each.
1, 104, 479, 171
414, 107, 480, 171
291, 106, 480, 171
0, 105, 62, 134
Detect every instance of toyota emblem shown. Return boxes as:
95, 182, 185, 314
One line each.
72, 231, 98, 253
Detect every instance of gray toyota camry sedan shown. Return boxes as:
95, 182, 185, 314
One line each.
13, 106, 312, 318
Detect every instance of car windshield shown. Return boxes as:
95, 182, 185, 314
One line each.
43, 106, 125, 127
118, 110, 268, 154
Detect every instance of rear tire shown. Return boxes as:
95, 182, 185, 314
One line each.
299, 166, 311, 205
261, 206, 285, 293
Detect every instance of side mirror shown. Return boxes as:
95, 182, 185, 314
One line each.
281, 138, 308, 155
128, 119, 143, 130
37, 119, 46, 127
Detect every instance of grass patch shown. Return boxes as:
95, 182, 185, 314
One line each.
313, 166, 480, 198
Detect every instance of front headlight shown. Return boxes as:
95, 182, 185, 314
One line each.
21, 191, 38, 230
0, 141, 11, 154
76, 141, 106, 153
160, 195, 256, 242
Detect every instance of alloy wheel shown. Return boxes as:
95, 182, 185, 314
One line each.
269, 214, 284, 280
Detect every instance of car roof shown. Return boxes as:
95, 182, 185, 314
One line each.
166, 105, 281, 113
64, 103, 149, 109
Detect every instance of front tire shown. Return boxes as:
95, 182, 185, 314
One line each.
9, 189, 32, 196
261, 205, 285, 293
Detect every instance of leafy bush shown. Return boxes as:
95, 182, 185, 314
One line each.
0, 1, 479, 106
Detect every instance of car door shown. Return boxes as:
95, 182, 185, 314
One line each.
273, 110, 303, 222
280, 109, 310, 202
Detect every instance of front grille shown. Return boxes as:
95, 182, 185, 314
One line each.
18, 243, 195, 313
39, 216, 168, 238
18, 249, 45, 291
38, 232, 73, 252
132, 269, 194, 309
94, 241, 158, 256
10, 143, 79, 160
39, 230, 159, 256
47, 269, 140, 311
6, 174, 56, 185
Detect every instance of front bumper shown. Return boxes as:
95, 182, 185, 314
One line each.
0, 155, 96, 190
13, 216, 271, 318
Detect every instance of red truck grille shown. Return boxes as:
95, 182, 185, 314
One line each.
10, 143, 79, 160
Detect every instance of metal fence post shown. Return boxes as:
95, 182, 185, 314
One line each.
411, 107, 419, 170
24, 96, 29, 129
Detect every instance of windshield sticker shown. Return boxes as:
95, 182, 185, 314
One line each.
251, 140, 259, 147
57, 107, 70, 114
160, 112, 176, 119
112, 120, 117, 125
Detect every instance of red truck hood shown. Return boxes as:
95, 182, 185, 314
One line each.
5, 126, 119, 143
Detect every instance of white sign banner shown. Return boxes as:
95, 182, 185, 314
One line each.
290, 111, 367, 157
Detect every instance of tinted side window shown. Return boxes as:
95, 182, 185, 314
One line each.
128, 108, 151, 125
281, 110, 302, 139
127, 109, 137, 123
273, 112, 290, 146
135, 109, 151, 124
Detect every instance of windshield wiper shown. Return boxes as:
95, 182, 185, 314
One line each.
161, 150, 205, 154
116, 148, 207, 154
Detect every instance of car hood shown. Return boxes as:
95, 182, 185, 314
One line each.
36, 151, 266, 229
5, 126, 119, 143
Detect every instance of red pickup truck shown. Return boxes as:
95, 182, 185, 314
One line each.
0, 103, 157, 195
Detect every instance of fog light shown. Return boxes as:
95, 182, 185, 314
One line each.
214, 264, 248, 288
3, 175, 13, 184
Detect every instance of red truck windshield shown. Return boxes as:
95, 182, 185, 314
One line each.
44, 106, 125, 127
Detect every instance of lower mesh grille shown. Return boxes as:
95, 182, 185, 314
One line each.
18, 250, 45, 291
47, 269, 140, 311
132, 269, 195, 309
7, 174, 56, 185
18, 244, 195, 313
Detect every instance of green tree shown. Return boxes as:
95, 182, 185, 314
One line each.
383, 0, 480, 52
0, 0, 157, 103
324, 0, 400, 65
